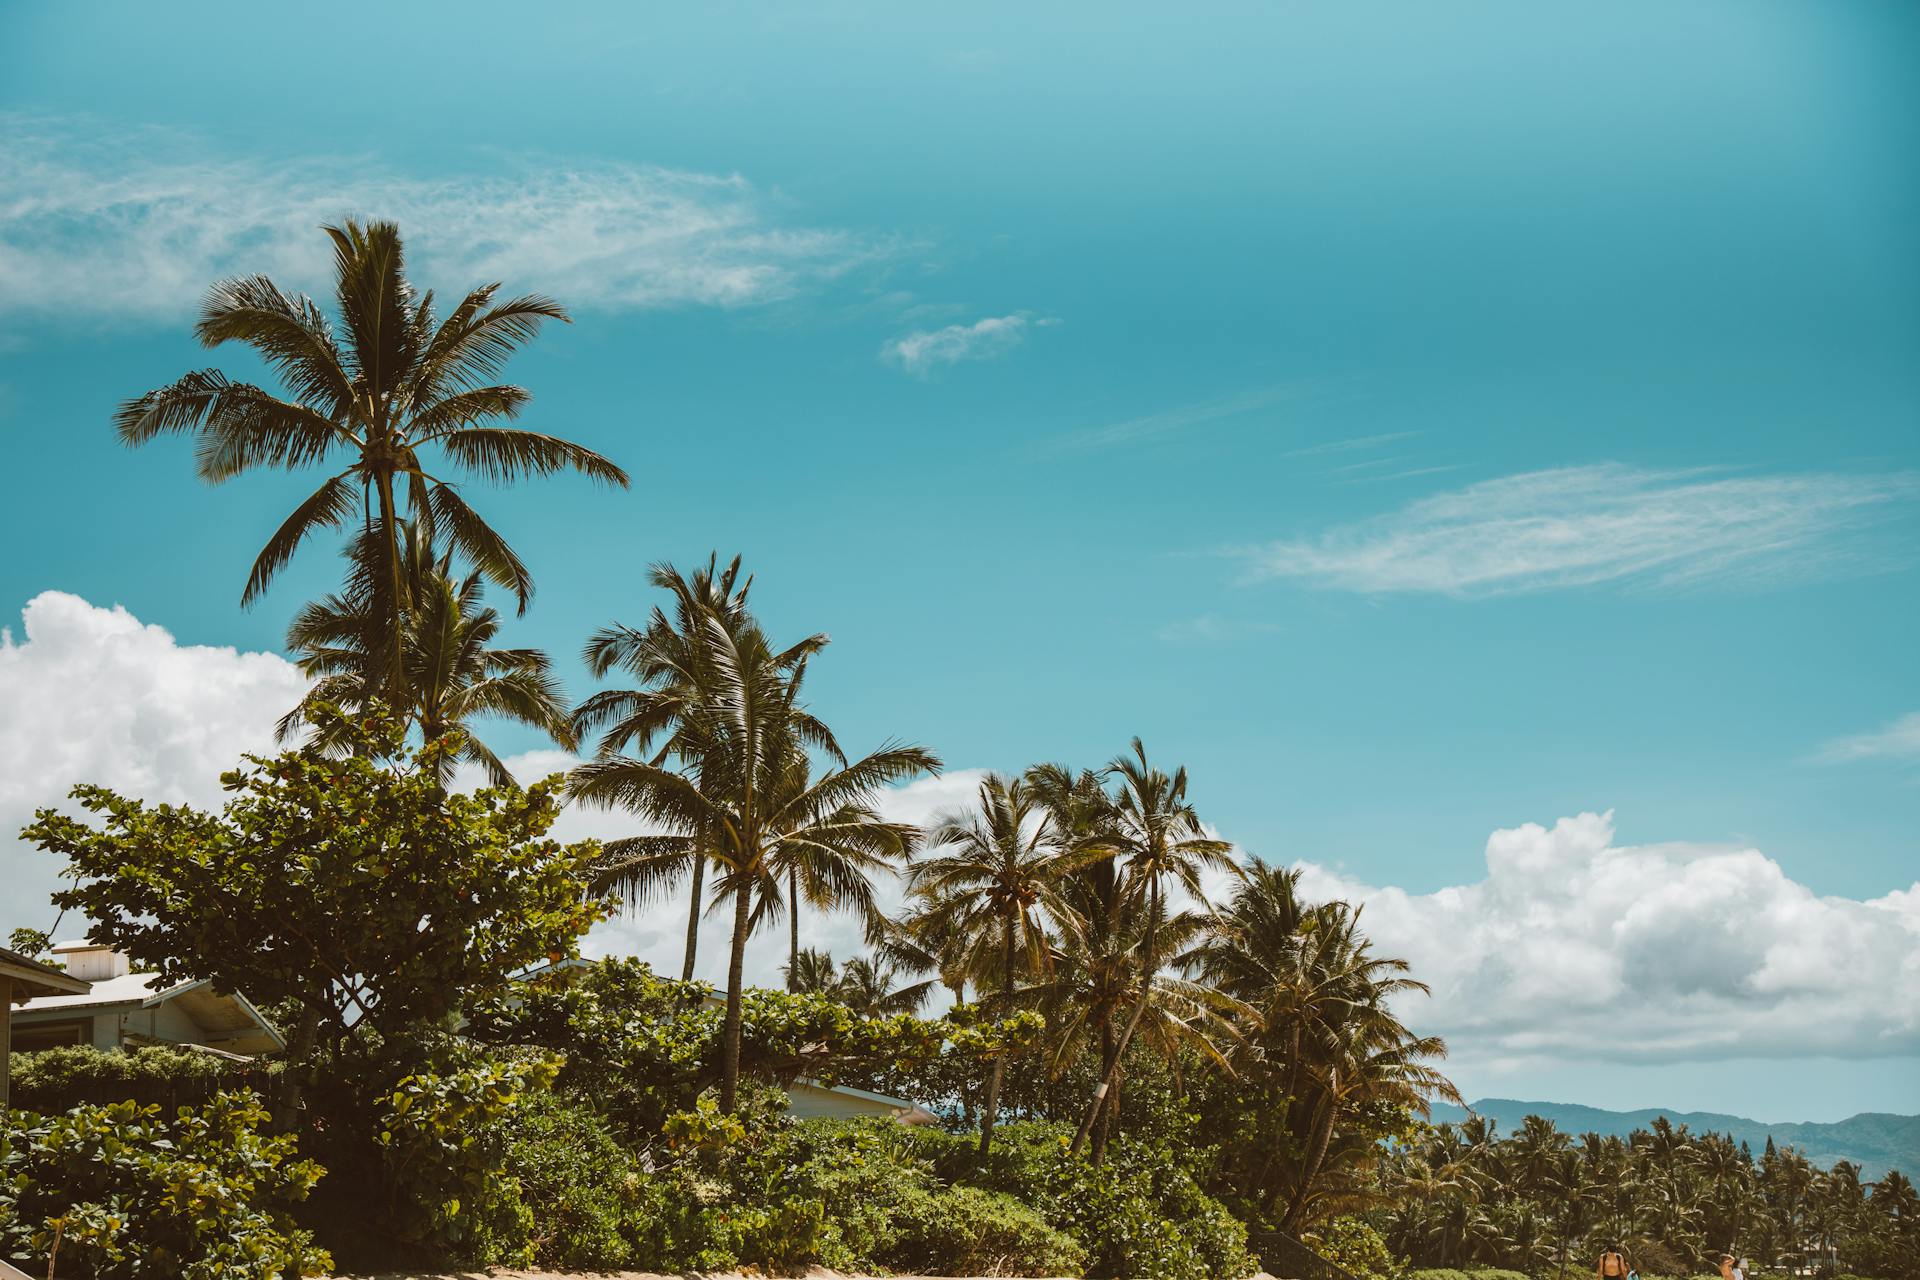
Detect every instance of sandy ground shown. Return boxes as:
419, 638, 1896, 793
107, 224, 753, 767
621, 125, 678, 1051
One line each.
350, 1272, 1285, 1279
351, 1271, 1287, 1279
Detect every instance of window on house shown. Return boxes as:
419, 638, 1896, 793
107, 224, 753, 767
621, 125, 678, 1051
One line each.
11, 1018, 92, 1052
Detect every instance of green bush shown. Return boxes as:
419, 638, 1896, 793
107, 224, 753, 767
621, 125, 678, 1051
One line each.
0, 1092, 329, 1280
369, 1049, 560, 1268
965, 1123, 1256, 1280
886, 1183, 1089, 1276
1307, 1216, 1403, 1280
1406, 1269, 1531, 1280
7, 1045, 280, 1116
498, 1089, 656, 1269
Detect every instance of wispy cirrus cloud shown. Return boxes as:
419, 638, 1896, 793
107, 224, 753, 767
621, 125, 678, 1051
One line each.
1237, 464, 1918, 596
881, 311, 1052, 375
1816, 712, 1920, 764
1154, 613, 1285, 644
1279, 431, 1418, 460
1045, 386, 1300, 455
0, 114, 889, 321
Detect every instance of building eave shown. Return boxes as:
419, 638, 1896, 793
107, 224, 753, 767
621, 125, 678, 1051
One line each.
0, 947, 89, 1000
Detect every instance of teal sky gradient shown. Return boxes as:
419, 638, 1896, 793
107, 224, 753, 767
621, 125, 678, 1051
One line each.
2, 1, 1915, 1118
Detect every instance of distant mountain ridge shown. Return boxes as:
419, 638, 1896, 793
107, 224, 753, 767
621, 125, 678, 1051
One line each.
1429, 1098, 1919, 1181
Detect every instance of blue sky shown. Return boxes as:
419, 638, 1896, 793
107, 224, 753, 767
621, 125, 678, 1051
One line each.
1, 0, 1915, 1121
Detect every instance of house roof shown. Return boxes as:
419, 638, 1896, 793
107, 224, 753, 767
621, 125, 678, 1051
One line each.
0, 946, 89, 1000
15, 971, 286, 1054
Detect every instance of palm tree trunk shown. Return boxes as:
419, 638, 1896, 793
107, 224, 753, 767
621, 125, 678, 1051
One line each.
1281, 1072, 1341, 1234
720, 875, 753, 1113
1093, 1068, 1123, 1163
375, 467, 407, 711
787, 868, 800, 991
1071, 879, 1161, 1158
682, 855, 705, 982
977, 913, 1017, 1159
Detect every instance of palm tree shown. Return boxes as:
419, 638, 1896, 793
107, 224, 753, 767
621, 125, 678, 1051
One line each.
570, 610, 938, 1111
1026, 854, 1235, 1161
277, 520, 573, 784
572, 555, 769, 981
778, 948, 928, 1017
869, 904, 973, 1006
783, 946, 841, 994
1068, 738, 1235, 1156
911, 773, 1069, 1156
116, 219, 628, 704
833, 956, 932, 1018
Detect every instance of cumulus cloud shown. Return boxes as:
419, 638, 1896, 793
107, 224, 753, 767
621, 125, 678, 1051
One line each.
1816, 712, 1920, 764
0, 592, 311, 931
0, 115, 885, 320
1293, 812, 1920, 1070
1238, 464, 1919, 596
881, 313, 1048, 375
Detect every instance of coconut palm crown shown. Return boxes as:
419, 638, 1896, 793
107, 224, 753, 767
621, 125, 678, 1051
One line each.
114, 219, 629, 703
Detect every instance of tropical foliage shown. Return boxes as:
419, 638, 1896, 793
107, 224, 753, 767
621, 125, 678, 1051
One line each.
1375, 1113, 1919, 1280
0, 1093, 329, 1280
8, 219, 1906, 1280
113, 219, 626, 706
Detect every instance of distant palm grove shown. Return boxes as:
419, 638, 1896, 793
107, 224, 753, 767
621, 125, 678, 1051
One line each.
3, 224, 1912, 1280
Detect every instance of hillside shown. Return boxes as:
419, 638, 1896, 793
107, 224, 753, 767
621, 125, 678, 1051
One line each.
1429, 1099, 1919, 1180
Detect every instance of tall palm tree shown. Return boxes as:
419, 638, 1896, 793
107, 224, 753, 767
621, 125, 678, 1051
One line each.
570, 610, 938, 1111
1068, 738, 1235, 1156
277, 520, 573, 784
1029, 855, 1234, 1161
912, 773, 1070, 1156
572, 555, 771, 981
116, 219, 628, 704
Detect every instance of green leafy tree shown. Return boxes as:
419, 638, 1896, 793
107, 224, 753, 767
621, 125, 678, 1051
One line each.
114, 219, 628, 704
24, 709, 605, 1050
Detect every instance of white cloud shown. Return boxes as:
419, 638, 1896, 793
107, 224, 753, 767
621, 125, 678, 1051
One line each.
1239, 464, 1918, 596
0, 592, 311, 932
1816, 712, 1920, 764
881, 313, 1047, 375
1046, 386, 1300, 454
1279, 432, 1419, 460
1292, 812, 1920, 1070
0, 115, 885, 320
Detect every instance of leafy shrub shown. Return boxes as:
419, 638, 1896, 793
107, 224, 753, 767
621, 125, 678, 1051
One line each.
886, 1184, 1089, 1277
0, 1092, 329, 1280
965, 1122, 1256, 1280
1406, 1269, 1531, 1280
1307, 1216, 1403, 1280
498, 1089, 657, 1269
8, 1044, 281, 1116
370, 1048, 560, 1267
